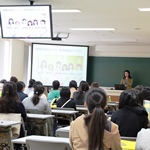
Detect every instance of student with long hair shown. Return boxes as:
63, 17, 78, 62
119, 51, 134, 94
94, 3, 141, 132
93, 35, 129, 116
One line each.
22, 84, 52, 136
22, 84, 50, 114
73, 80, 89, 105
0, 81, 27, 150
69, 80, 77, 98
70, 88, 121, 150
24, 79, 36, 96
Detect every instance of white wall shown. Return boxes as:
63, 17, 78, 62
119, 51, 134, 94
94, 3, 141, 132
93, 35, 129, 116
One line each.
11, 40, 26, 81
0, 39, 31, 84
89, 45, 150, 58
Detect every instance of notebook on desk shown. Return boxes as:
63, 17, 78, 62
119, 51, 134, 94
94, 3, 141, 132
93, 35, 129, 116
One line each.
114, 84, 126, 90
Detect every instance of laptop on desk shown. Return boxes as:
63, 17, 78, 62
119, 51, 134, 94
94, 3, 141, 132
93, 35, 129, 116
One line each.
114, 84, 126, 90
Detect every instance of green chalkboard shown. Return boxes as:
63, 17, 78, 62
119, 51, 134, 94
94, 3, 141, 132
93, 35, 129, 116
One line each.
87, 56, 150, 87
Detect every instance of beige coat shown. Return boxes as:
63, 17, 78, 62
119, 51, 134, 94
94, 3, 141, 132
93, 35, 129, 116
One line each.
69, 115, 122, 150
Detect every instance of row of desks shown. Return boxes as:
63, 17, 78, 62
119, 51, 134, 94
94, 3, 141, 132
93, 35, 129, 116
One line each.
11, 126, 136, 150
0, 104, 118, 150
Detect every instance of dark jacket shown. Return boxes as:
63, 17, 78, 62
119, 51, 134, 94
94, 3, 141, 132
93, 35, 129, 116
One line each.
111, 105, 148, 137
57, 97, 76, 110
17, 92, 28, 102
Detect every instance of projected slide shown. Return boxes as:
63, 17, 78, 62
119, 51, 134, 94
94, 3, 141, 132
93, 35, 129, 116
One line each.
31, 43, 89, 86
0, 5, 52, 38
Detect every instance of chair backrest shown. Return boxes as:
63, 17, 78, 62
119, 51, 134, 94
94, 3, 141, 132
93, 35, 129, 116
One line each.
26, 109, 45, 114
56, 127, 70, 138
26, 109, 53, 136
26, 137, 71, 150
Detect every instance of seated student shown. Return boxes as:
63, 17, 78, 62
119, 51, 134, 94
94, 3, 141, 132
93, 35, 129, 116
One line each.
111, 89, 149, 137
22, 84, 52, 136
10, 76, 18, 83
73, 80, 89, 105
134, 85, 150, 105
28, 81, 47, 100
69, 80, 77, 98
136, 128, 150, 150
70, 88, 122, 150
48, 80, 60, 101
24, 79, 36, 96
22, 84, 51, 114
0, 81, 27, 150
90, 81, 100, 88
57, 87, 76, 110
16, 81, 28, 101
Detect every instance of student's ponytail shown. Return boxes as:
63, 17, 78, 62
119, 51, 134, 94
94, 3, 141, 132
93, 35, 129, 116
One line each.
84, 88, 107, 150
32, 84, 44, 106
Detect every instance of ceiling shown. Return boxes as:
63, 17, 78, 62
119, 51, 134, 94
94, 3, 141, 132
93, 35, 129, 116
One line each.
0, 0, 150, 46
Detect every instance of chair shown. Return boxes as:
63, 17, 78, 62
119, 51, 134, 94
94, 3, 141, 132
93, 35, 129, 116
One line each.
121, 136, 136, 150
56, 126, 70, 138
26, 137, 71, 150
54, 107, 76, 127
26, 109, 53, 136
0, 113, 21, 150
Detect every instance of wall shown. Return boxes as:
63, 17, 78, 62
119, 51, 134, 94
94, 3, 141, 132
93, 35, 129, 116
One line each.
1, 40, 150, 87
88, 44, 150, 87
10, 40, 26, 81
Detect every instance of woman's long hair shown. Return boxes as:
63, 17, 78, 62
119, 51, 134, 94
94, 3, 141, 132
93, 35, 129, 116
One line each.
32, 84, 45, 105
0, 81, 19, 112
123, 70, 132, 79
84, 88, 107, 150
77, 80, 89, 98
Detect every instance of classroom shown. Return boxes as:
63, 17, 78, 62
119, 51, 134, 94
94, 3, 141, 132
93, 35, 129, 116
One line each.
0, 0, 150, 150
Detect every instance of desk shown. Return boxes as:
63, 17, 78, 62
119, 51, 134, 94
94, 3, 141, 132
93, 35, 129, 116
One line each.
56, 126, 70, 138
52, 110, 78, 122
76, 107, 87, 111
105, 90, 123, 102
52, 109, 78, 127
51, 110, 78, 115
0, 120, 21, 150
0, 121, 21, 127
27, 114, 54, 136
27, 114, 54, 119
11, 135, 70, 150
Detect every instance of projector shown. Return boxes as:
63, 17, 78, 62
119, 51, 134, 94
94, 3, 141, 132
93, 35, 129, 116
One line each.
52, 37, 62, 41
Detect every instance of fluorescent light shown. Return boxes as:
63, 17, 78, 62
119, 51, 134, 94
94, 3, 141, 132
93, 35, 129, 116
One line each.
69, 28, 115, 31
138, 8, 150, 11
52, 9, 81, 13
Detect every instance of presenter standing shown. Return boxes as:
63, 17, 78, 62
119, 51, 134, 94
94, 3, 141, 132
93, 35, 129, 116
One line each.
120, 70, 133, 89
